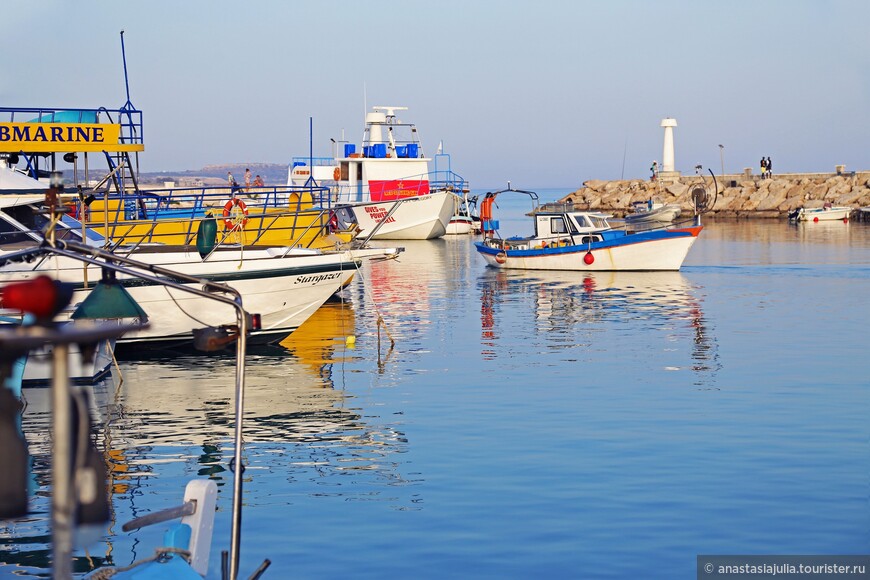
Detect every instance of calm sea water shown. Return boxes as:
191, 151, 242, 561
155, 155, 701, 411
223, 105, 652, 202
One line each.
3, 190, 870, 578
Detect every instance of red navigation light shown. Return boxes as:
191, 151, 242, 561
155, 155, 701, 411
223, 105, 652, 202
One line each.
250, 313, 262, 331
0, 276, 74, 320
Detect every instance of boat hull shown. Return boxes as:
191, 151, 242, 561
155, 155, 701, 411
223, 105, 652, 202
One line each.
0, 249, 358, 345
445, 215, 474, 235
475, 226, 702, 271
339, 191, 456, 240
792, 207, 852, 221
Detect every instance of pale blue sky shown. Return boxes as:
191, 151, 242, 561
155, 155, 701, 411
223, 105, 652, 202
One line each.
3, 1, 868, 188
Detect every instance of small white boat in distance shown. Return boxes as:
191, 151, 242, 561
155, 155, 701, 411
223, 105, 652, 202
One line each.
445, 191, 479, 235
789, 204, 852, 222
624, 198, 681, 226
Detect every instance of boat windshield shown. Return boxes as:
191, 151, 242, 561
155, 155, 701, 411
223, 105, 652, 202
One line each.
588, 215, 610, 229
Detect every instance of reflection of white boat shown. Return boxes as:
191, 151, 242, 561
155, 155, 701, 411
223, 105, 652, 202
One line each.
624, 199, 681, 225
0, 313, 116, 386
289, 106, 465, 240
22, 337, 114, 386
788, 204, 852, 222
475, 189, 702, 271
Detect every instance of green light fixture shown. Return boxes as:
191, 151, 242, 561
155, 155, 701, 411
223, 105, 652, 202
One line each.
71, 268, 149, 321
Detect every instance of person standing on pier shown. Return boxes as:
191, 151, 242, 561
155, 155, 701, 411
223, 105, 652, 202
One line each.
766, 156, 772, 178
760, 157, 766, 179
227, 171, 241, 195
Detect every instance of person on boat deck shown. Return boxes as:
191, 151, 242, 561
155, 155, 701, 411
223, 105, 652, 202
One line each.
245, 168, 252, 192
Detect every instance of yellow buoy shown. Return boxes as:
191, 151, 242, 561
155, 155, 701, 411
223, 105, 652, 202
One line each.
345, 335, 356, 347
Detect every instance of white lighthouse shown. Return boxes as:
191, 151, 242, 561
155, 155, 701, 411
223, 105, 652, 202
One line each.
660, 117, 678, 176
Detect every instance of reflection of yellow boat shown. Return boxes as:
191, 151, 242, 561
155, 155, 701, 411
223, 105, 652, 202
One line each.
280, 298, 357, 372
85, 187, 356, 249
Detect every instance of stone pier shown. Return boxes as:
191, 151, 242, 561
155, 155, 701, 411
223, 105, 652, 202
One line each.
558, 171, 870, 218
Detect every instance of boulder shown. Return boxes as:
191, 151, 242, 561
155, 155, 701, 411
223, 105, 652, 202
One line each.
808, 183, 828, 199
834, 187, 866, 206
583, 180, 607, 191
756, 186, 788, 211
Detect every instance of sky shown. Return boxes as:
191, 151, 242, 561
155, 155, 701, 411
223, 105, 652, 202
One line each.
2, 1, 868, 189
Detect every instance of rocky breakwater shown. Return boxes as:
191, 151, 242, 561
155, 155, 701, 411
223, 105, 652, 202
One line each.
559, 172, 870, 218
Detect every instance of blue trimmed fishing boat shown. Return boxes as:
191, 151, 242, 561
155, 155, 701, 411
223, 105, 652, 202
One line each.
474, 187, 705, 271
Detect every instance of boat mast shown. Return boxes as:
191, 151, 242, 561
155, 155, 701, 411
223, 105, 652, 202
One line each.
120, 30, 134, 111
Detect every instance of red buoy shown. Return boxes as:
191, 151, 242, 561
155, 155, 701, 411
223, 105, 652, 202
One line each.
844, 217, 849, 223
813, 216, 819, 222
583, 252, 595, 265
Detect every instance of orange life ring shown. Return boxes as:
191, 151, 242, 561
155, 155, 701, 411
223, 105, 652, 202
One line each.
333, 167, 341, 181
222, 198, 249, 230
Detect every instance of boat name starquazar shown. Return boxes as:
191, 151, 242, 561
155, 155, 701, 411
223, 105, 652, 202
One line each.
364, 205, 396, 223
294, 272, 344, 285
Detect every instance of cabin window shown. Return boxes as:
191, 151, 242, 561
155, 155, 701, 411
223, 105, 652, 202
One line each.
340, 162, 349, 181
550, 217, 568, 234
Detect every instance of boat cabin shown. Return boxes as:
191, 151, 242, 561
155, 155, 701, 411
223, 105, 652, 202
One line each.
288, 106, 468, 204
523, 204, 615, 247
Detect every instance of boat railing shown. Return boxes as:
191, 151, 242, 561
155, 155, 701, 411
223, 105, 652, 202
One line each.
291, 156, 335, 168
0, 106, 144, 147
429, 170, 468, 193
83, 183, 335, 247
330, 170, 465, 204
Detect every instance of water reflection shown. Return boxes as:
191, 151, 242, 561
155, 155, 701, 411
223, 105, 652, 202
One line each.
356, 240, 452, 336
2, 300, 412, 576
478, 269, 719, 384
688, 217, 870, 267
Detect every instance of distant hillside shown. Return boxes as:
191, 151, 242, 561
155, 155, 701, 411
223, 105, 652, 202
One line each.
139, 163, 288, 186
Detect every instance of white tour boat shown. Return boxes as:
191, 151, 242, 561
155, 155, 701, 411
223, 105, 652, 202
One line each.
289, 106, 466, 240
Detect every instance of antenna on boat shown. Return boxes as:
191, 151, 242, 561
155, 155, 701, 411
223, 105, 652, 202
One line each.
119, 30, 134, 111
306, 116, 316, 188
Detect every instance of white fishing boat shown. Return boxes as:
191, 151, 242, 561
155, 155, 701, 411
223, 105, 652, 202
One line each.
788, 204, 852, 222
445, 191, 479, 235
474, 188, 703, 271
623, 198, 682, 226
446, 212, 475, 235
289, 106, 466, 240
